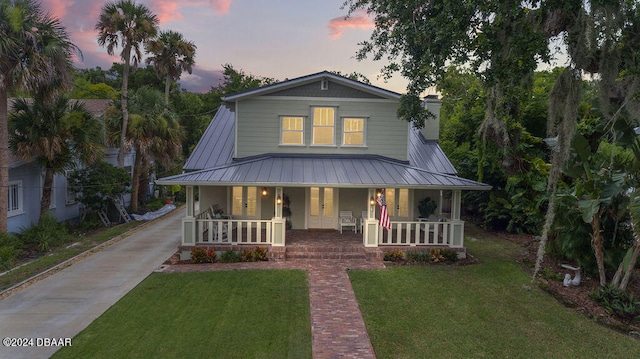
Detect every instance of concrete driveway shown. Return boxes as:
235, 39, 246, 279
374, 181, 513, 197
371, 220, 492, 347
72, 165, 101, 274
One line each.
0, 208, 182, 359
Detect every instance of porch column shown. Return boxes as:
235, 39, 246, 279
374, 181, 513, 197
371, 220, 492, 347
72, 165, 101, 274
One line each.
271, 186, 286, 246
450, 189, 464, 248
182, 185, 196, 246
363, 188, 379, 247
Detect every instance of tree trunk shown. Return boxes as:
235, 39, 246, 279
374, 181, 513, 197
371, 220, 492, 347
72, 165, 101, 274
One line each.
138, 156, 150, 206
590, 212, 607, 286
117, 47, 132, 168
39, 167, 55, 223
164, 74, 171, 112
0, 90, 9, 232
131, 146, 142, 213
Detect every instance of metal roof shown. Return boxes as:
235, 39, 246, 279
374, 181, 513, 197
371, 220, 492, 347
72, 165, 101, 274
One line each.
158, 154, 490, 190
183, 106, 234, 171
408, 128, 457, 175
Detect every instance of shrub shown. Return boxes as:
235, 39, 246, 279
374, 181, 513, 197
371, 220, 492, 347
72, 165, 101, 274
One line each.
253, 247, 268, 261
241, 247, 269, 262
219, 250, 241, 263
191, 248, 216, 264
441, 249, 458, 263
405, 251, 430, 263
18, 214, 70, 253
541, 267, 563, 281
384, 249, 404, 262
590, 284, 640, 323
429, 248, 446, 263
0, 233, 19, 270
191, 248, 207, 264
205, 248, 217, 262
241, 248, 254, 262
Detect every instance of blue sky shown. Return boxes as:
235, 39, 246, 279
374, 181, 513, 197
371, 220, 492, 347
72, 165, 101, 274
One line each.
41, 0, 410, 94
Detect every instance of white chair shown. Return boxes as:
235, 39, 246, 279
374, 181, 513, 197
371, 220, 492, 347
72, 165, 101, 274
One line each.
338, 211, 357, 234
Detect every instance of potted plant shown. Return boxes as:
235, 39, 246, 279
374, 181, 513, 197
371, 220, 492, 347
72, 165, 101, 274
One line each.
418, 197, 437, 218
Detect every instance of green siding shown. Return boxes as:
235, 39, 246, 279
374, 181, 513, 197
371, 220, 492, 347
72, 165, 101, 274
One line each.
236, 98, 408, 160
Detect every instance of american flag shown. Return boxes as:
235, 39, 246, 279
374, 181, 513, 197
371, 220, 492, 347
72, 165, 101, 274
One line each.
377, 194, 391, 230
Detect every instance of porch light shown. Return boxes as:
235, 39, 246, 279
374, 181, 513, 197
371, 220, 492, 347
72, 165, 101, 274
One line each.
376, 188, 384, 197
277, 195, 282, 204
262, 187, 268, 196
370, 196, 375, 206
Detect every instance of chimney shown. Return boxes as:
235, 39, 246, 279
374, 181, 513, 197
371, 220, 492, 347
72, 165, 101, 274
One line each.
421, 95, 441, 141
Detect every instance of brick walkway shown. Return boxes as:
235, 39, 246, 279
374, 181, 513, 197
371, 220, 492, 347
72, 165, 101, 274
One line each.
159, 258, 385, 358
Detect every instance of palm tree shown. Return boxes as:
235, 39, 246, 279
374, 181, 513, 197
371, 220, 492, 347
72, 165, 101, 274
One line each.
105, 87, 181, 212
95, 0, 158, 168
9, 96, 104, 222
145, 30, 197, 108
0, 0, 78, 231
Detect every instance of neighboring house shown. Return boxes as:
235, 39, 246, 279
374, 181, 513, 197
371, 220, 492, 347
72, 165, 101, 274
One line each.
156, 71, 490, 254
7, 99, 135, 233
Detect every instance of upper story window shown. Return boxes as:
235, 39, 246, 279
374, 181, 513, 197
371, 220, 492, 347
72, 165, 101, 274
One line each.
342, 118, 366, 146
8, 180, 23, 217
312, 107, 335, 145
281, 116, 304, 145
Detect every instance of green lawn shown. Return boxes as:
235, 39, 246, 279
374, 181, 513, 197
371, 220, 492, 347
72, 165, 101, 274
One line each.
51, 226, 640, 358
53, 270, 311, 359
349, 231, 640, 358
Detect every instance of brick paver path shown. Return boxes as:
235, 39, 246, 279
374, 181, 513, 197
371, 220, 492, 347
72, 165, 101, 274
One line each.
161, 259, 384, 358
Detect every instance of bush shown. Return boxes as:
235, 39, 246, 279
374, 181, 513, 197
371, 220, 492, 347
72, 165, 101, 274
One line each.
191, 248, 216, 264
384, 249, 404, 262
241, 248, 254, 262
405, 251, 431, 263
219, 250, 241, 263
18, 214, 70, 253
253, 247, 268, 261
240, 247, 269, 262
0, 233, 19, 270
440, 249, 459, 263
590, 284, 640, 323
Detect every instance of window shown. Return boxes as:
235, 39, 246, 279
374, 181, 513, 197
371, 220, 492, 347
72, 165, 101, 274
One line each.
312, 107, 335, 145
65, 170, 77, 205
342, 118, 365, 146
281, 116, 304, 145
8, 180, 23, 217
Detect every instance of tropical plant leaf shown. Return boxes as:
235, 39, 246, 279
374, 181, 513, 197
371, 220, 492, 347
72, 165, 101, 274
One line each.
578, 199, 601, 223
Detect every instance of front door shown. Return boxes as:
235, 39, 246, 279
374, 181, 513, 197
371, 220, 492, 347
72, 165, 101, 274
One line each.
385, 188, 410, 220
231, 186, 259, 219
308, 187, 337, 229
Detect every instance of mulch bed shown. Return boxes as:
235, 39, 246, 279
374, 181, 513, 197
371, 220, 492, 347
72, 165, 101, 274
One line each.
497, 230, 640, 337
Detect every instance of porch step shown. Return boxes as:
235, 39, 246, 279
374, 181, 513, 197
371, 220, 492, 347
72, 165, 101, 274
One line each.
285, 246, 381, 261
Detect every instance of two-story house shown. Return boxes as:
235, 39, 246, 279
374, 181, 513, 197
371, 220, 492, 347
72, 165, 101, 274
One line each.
156, 71, 490, 257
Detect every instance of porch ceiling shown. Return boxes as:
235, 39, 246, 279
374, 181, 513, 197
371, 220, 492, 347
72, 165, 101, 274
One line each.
157, 154, 491, 190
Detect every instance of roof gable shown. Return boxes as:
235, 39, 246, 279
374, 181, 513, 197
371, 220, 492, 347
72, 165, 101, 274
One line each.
222, 71, 401, 102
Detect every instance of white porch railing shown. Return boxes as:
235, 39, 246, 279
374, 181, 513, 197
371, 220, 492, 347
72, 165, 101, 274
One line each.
378, 220, 451, 246
195, 218, 272, 245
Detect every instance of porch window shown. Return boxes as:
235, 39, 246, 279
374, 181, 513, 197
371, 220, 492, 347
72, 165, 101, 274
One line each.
65, 169, 77, 205
312, 107, 335, 145
281, 116, 304, 145
342, 118, 365, 146
8, 180, 23, 217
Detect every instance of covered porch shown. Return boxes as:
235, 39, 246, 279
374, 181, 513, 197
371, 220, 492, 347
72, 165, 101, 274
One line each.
156, 154, 491, 257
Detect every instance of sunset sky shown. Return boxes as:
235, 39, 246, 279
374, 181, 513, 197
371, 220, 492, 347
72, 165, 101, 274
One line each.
40, 0, 411, 94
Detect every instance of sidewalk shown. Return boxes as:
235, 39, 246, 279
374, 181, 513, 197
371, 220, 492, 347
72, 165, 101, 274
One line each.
0, 209, 182, 359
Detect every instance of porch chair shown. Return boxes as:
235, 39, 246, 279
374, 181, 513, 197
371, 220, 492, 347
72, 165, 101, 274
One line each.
339, 211, 358, 234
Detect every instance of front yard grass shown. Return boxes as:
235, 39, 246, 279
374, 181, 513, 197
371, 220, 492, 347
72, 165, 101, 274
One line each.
350, 234, 640, 358
52, 270, 311, 359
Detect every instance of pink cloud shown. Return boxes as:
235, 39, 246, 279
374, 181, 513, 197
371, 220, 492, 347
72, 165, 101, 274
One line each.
328, 9, 374, 39
148, 0, 231, 23
210, 0, 231, 14
41, 0, 74, 19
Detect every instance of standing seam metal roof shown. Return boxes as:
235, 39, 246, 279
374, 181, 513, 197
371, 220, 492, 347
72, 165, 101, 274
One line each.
159, 154, 490, 190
